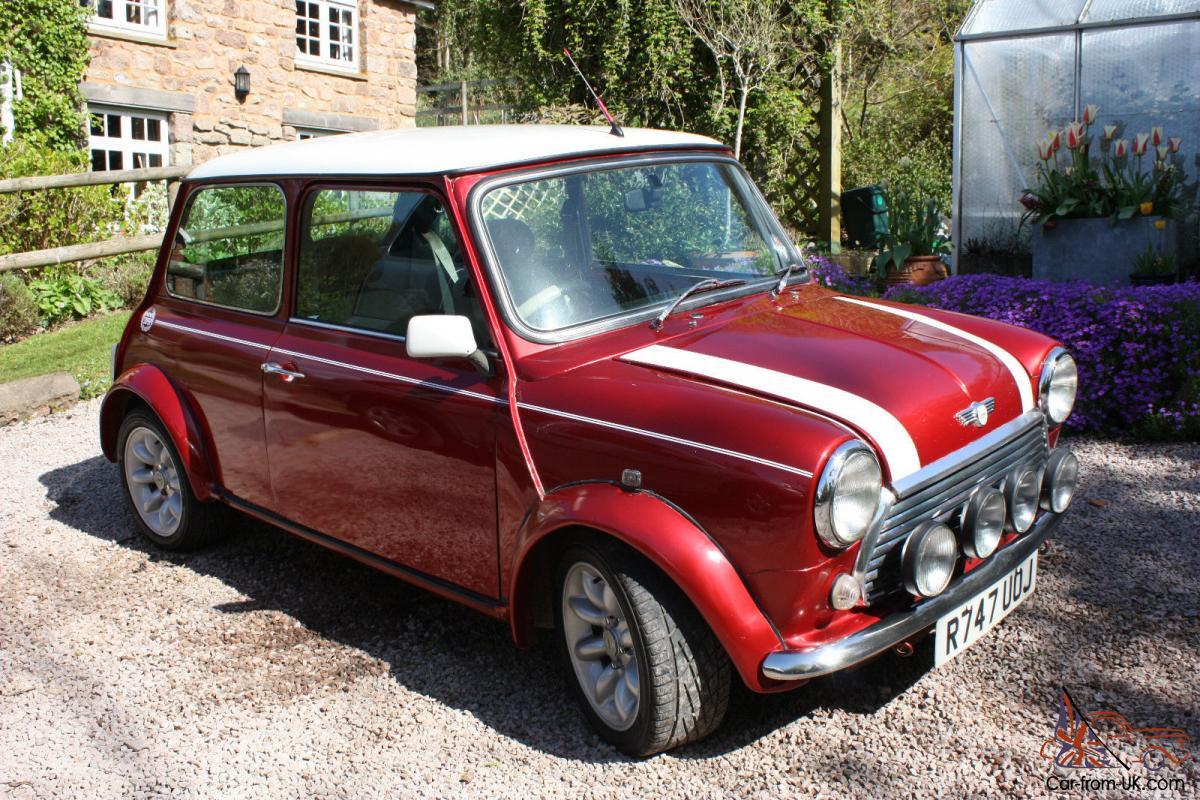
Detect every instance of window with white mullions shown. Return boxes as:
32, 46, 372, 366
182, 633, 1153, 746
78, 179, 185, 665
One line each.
88, 106, 169, 172
295, 0, 358, 68
86, 0, 165, 36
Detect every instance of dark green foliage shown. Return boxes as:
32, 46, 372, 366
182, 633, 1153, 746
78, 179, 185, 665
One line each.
0, 273, 40, 340
0, 0, 91, 150
0, 141, 123, 258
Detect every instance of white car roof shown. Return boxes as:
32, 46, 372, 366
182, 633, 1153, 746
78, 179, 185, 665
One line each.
187, 125, 727, 181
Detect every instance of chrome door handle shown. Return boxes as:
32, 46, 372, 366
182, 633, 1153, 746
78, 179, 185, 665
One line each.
260, 361, 305, 381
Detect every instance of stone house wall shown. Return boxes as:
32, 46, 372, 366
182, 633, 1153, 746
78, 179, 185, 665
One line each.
82, 0, 419, 167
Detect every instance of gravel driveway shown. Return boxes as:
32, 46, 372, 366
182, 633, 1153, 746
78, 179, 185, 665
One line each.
1, 400, 1197, 798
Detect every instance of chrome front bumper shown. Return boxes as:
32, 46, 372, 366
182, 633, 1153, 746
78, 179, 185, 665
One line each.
761, 511, 1063, 681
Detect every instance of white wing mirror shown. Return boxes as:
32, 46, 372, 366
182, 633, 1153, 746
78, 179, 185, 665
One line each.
406, 315, 490, 375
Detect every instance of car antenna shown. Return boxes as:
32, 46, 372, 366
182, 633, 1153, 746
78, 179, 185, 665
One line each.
562, 48, 623, 138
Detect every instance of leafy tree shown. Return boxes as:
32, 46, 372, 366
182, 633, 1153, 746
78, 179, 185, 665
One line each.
0, 0, 91, 150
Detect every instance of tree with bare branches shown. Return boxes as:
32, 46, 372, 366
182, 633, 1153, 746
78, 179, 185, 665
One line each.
670, 0, 786, 159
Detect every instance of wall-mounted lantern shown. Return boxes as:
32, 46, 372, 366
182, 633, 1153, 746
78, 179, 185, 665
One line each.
234, 66, 250, 101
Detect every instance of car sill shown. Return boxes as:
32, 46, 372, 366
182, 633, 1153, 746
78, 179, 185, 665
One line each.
220, 494, 506, 618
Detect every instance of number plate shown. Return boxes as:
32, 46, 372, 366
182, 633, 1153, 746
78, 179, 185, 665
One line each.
935, 551, 1037, 667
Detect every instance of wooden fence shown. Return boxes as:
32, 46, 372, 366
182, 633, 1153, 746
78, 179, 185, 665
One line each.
0, 165, 188, 273
416, 80, 514, 127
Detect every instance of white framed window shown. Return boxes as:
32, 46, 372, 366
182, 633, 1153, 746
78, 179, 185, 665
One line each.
295, 1, 358, 69
295, 127, 342, 141
86, 1, 166, 38
88, 106, 169, 171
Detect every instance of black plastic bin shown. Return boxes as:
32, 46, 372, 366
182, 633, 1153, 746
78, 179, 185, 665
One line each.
841, 185, 889, 248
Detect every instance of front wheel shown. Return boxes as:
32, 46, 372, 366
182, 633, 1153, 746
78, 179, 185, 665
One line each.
556, 541, 731, 756
117, 409, 227, 550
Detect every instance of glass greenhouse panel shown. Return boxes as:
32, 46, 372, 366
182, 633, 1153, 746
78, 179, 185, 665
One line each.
961, 0, 1088, 36
1080, 22, 1200, 187
1082, 0, 1200, 23
958, 35, 1075, 248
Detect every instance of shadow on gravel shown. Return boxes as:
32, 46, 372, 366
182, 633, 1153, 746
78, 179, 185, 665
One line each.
40, 455, 935, 763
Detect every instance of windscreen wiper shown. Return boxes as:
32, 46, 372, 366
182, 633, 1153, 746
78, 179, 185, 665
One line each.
650, 278, 746, 330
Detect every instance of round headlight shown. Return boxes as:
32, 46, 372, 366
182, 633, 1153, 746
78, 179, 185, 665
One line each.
901, 521, 958, 597
1041, 448, 1079, 513
960, 485, 1006, 559
1039, 349, 1078, 425
1006, 463, 1043, 533
814, 441, 882, 549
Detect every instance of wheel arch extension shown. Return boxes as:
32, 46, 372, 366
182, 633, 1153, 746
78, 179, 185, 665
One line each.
507, 481, 785, 692
99, 364, 217, 501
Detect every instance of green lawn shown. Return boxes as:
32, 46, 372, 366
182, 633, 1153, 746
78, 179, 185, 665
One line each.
0, 312, 131, 399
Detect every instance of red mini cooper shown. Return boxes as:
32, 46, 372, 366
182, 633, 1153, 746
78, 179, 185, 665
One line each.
102, 125, 1079, 756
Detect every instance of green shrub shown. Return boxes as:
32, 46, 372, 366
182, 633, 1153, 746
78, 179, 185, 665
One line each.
0, 273, 40, 340
28, 266, 122, 326
0, 142, 124, 257
89, 252, 155, 308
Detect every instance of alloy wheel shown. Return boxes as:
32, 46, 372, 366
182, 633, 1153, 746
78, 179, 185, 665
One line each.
123, 426, 183, 537
561, 561, 641, 731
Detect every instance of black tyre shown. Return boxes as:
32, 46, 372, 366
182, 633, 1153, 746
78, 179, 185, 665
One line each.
117, 409, 227, 550
555, 539, 731, 756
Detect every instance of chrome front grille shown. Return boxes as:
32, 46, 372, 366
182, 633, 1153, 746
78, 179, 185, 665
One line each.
859, 415, 1049, 604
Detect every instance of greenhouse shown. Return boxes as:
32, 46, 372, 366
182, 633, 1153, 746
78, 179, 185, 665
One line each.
951, 0, 1200, 273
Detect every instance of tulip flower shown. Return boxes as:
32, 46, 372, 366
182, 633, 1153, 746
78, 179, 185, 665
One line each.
1140, 202, 1154, 215
1082, 105, 1099, 125
1151, 127, 1164, 146
1157, 145, 1169, 160
1168, 137, 1182, 153
1134, 133, 1150, 156
1113, 138, 1129, 158
1065, 122, 1086, 150
1048, 131, 1061, 152
1020, 193, 1040, 211
1103, 125, 1117, 141
1036, 139, 1054, 161
1155, 220, 1167, 230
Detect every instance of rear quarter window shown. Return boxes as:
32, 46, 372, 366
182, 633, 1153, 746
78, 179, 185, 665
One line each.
166, 184, 286, 314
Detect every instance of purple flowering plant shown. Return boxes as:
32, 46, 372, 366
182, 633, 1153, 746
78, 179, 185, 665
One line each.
807, 258, 878, 297
875, 275, 1200, 438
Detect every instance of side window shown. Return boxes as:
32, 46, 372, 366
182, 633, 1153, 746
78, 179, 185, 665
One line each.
295, 188, 488, 344
167, 185, 286, 314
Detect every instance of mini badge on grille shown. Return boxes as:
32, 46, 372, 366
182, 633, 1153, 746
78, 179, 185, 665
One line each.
955, 397, 995, 428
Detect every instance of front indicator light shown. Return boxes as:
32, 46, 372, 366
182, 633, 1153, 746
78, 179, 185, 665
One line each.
901, 521, 957, 598
1041, 448, 1079, 513
830, 573, 861, 610
1006, 463, 1043, 533
960, 485, 1006, 559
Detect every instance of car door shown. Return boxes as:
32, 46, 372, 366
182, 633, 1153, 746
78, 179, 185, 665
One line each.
261, 184, 502, 599
151, 182, 289, 508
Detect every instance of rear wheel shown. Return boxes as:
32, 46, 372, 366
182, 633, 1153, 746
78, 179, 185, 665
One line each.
117, 410, 227, 550
556, 540, 731, 756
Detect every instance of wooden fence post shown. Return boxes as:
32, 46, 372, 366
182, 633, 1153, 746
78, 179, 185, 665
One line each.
818, 37, 843, 254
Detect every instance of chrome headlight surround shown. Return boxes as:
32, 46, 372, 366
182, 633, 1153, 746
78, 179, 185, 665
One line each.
814, 441, 883, 549
1038, 347, 1078, 425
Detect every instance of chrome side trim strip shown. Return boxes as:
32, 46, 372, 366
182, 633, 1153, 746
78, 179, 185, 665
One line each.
517, 402, 813, 479
153, 319, 504, 406
155, 318, 272, 350
269, 344, 506, 406
833, 296, 1035, 412
761, 512, 1060, 680
155, 318, 808, 478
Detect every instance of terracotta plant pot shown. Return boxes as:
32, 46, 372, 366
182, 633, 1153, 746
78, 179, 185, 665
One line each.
884, 255, 948, 287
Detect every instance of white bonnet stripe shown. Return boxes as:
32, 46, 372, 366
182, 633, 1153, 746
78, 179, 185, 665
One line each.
833, 296, 1034, 411
621, 344, 922, 479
